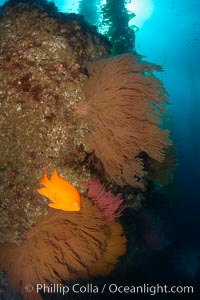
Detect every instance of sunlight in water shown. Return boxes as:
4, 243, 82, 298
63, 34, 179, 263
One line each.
127, 0, 154, 29
100, 0, 154, 30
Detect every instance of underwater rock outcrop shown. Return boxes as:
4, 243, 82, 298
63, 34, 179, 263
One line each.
0, 198, 126, 300
0, 1, 175, 299
0, 0, 110, 245
0, 1, 127, 299
76, 54, 171, 189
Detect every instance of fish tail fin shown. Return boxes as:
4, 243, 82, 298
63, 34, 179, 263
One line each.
39, 170, 49, 185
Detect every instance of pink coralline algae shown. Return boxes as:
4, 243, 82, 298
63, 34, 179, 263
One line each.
86, 178, 125, 221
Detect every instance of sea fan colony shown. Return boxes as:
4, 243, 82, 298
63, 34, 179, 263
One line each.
86, 178, 124, 220
76, 54, 171, 188
0, 198, 126, 300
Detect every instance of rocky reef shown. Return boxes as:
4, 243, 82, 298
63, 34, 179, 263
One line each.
0, 1, 175, 299
0, 0, 111, 245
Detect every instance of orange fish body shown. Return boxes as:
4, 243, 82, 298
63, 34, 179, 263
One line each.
37, 169, 80, 211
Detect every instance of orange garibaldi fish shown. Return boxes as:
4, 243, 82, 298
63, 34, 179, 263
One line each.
37, 169, 80, 211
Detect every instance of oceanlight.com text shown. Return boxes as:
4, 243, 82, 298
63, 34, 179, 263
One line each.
23, 283, 194, 296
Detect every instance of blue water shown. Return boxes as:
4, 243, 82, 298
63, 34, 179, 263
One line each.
134, 0, 200, 282
136, 0, 200, 220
